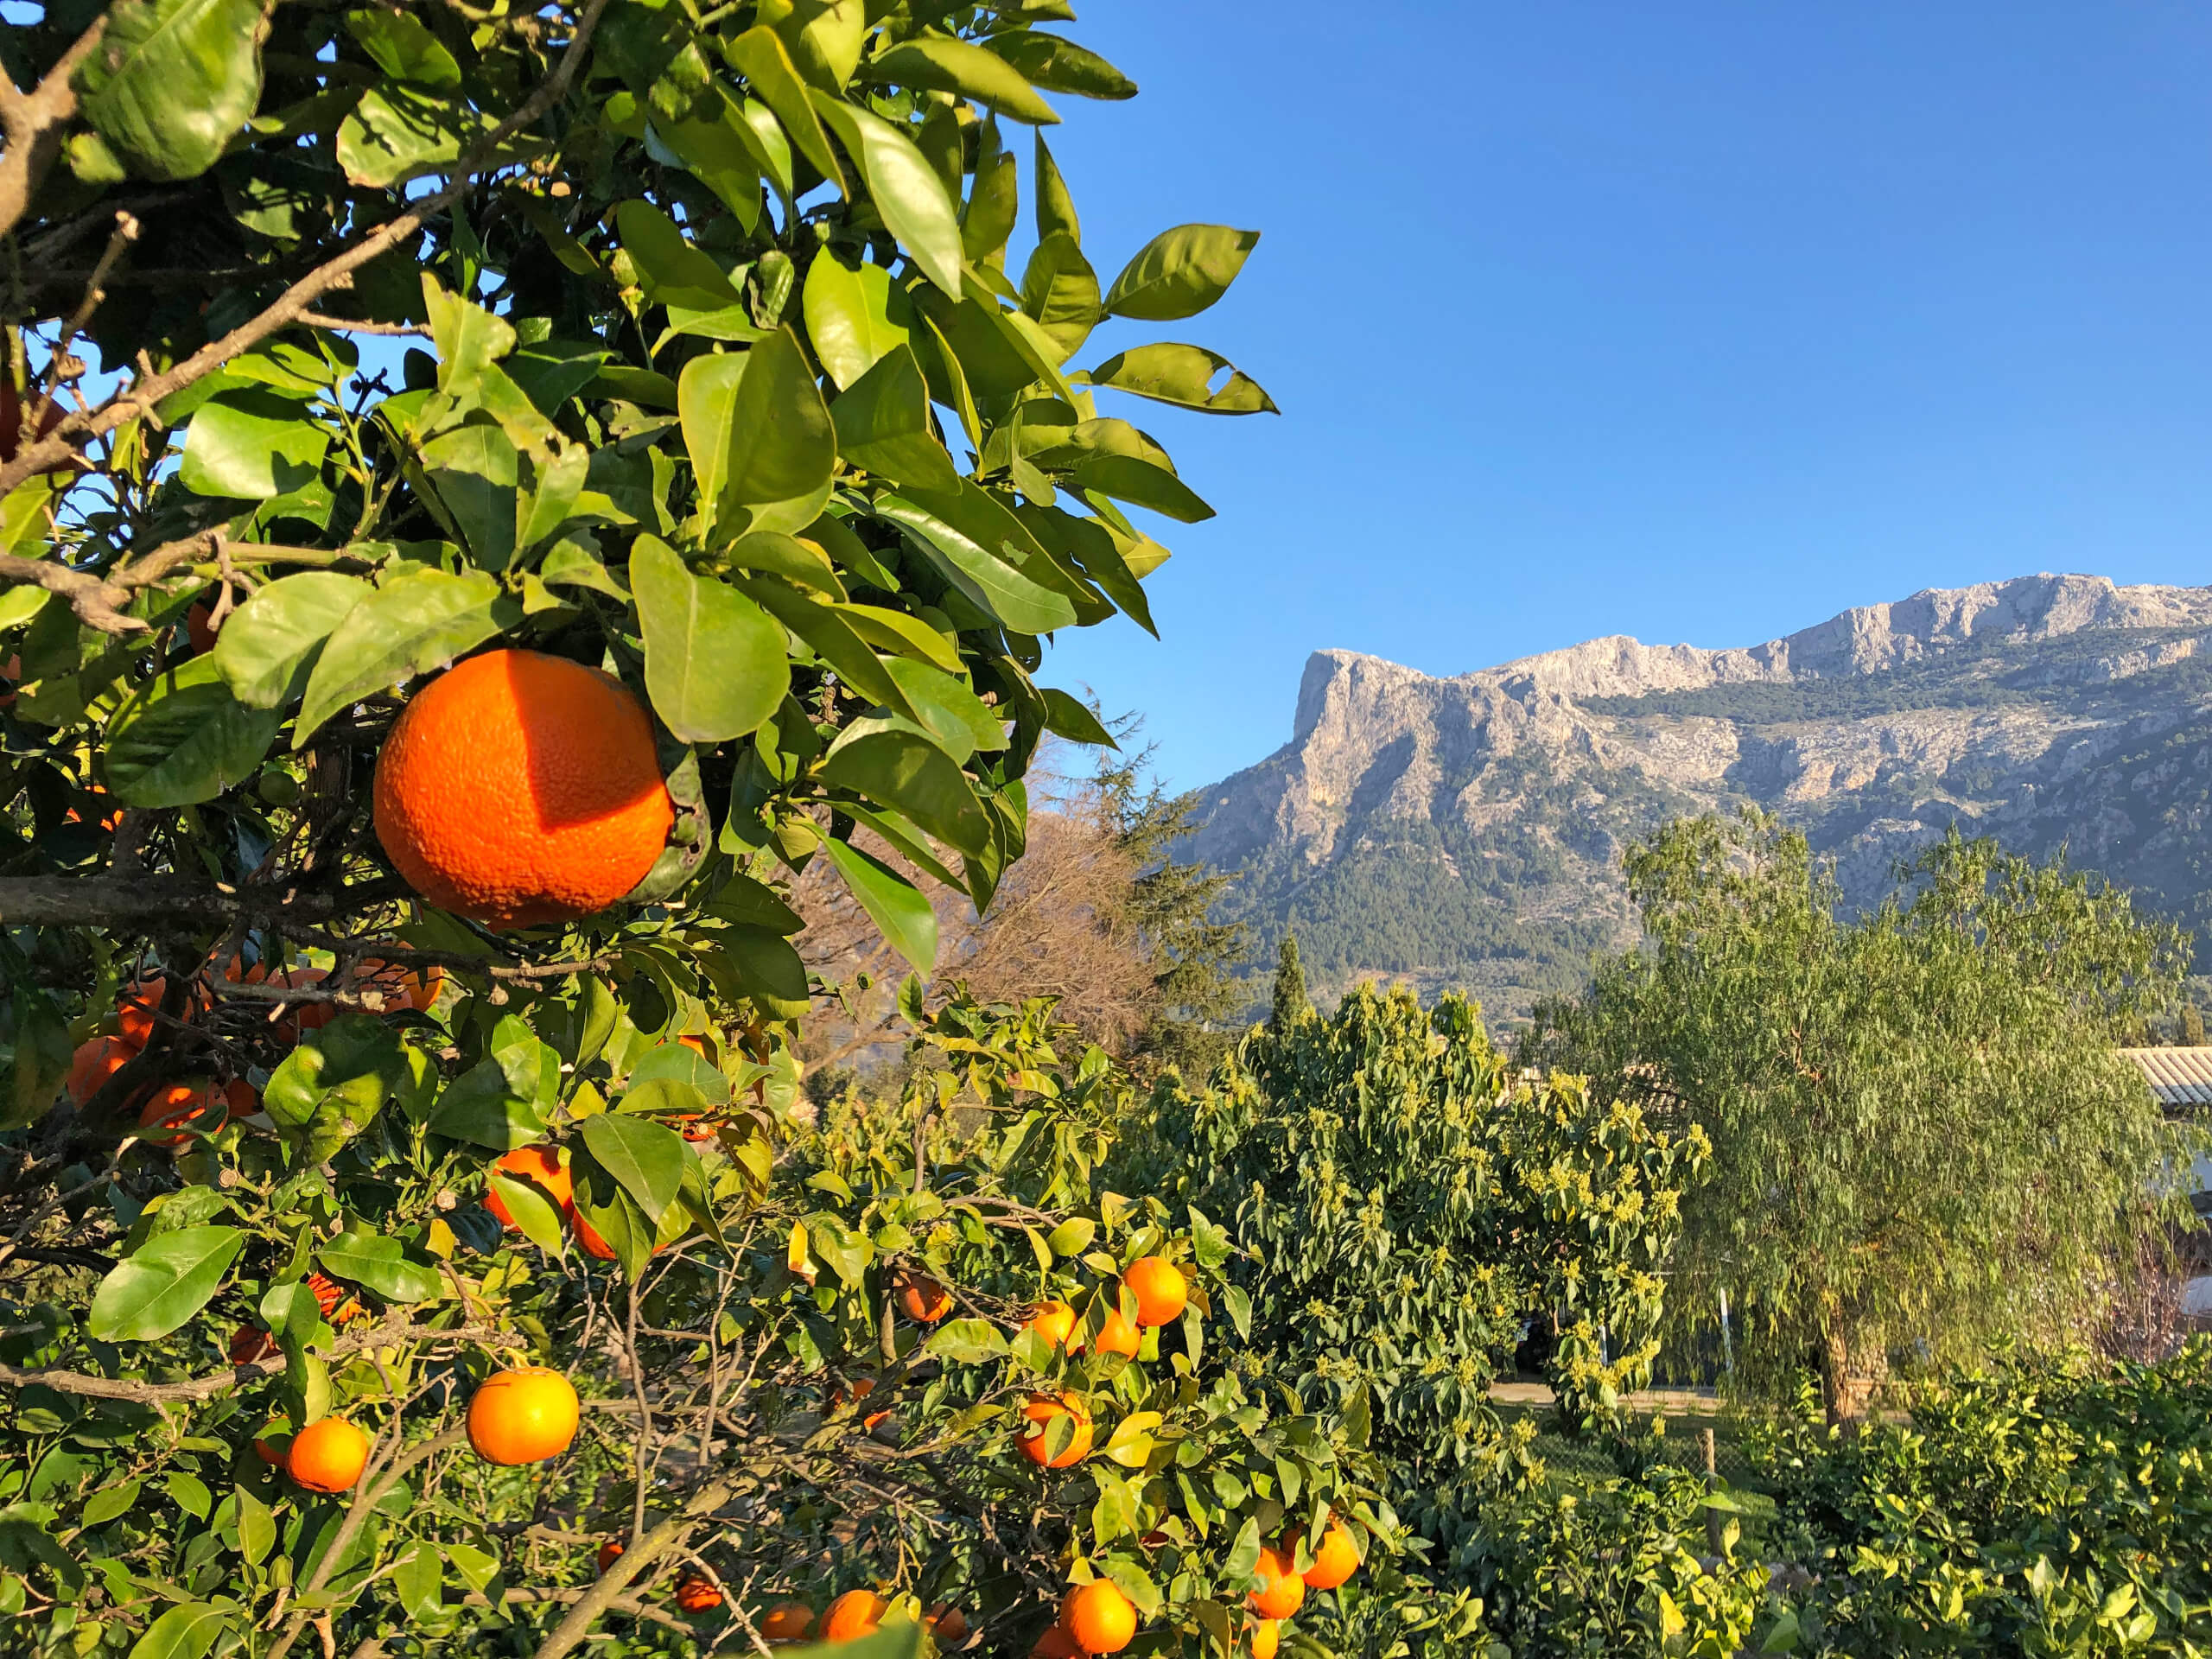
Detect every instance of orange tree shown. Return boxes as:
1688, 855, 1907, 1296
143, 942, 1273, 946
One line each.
0, 0, 1384, 1651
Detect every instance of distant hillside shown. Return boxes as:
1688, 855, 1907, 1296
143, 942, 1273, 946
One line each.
1185, 574, 2212, 1020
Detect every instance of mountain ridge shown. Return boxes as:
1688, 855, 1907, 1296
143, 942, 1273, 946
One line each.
1189, 574, 2212, 1018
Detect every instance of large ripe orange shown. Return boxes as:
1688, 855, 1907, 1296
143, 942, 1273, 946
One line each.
467, 1365, 580, 1465
925, 1603, 969, 1643
486, 1143, 573, 1228
1249, 1618, 1280, 1659
372, 650, 674, 930
1062, 1580, 1138, 1655
66, 1036, 135, 1106
1025, 1300, 1080, 1351
820, 1589, 887, 1640
676, 1574, 723, 1613
288, 1417, 371, 1493
1246, 1546, 1305, 1621
759, 1601, 815, 1643
1018, 1393, 1093, 1469
1299, 1517, 1361, 1590
1094, 1304, 1141, 1360
1124, 1256, 1187, 1328
115, 979, 169, 1049
895, 1268, 951, 1323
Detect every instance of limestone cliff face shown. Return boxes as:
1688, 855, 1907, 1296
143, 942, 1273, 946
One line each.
1190, 575, 2212, 1016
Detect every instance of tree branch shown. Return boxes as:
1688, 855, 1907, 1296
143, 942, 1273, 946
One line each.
0, 18, 110, 242
0, 0, 613, 506
0, 1318, 505, 1403
529, 1479, 737, 1659
0, 873, 409, 929
0, 553, 144, 636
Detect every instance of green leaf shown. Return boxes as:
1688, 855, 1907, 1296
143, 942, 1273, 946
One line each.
124, 1601, 231, 1659
179, 390, 329, 500
262, 1014, 427, 1132
925, 1318, 1007, 1363
985, 31, 1136, 101
615, 200, 743, 313
631, 536, 789, 741
428, 1060, 550, 1149
722, 28, 844, 194
336, 85, 493, 188
346, 9, 460, 85
820, 836, 938, 971
235, 1487, 274, 1566
681, 332, 837, 537
882, 658, 1005, 761
1039, 686, 1117, 747
861, 38, 1059, 124
104, 652, 282, 807
734, 577, 912, 715
423, 279, 517, 393
708, 871, 805, 933
875, 495, 1077, 634
417, 422, 519, 569
811, 96, 963, 298
652, 86, 764, 231
486, 1167, 569, 1256
1069, 454, 1215, 523
1104, 226, 1261, 321
802, 257, 912, 391
1019, 232, 1101, 360
74, 0, 267, 181
830, 346, 958, 491
165, 1471, 212, 1521
821, 725, 991, 858
211, 571, 368, 709
962, 148, 1019, 267
1046, 1217, 1096, 1255
580, 1112, 687, 1224
728, 531, 846, 598
88, 1226, 245, 1342
775, 1621, 924, 1659
317, 1226, 442, 1303
1034, 130, 1079, 244
293, 569, 520, 745
1085, 342, 1278, 415
393, 1541, 442, 1620
83, 1478, 141, 1527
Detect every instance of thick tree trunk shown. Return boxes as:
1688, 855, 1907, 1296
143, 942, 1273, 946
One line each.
1819, 1322, 1885, 1426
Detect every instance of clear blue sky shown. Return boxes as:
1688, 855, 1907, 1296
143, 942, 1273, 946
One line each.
1033, 1, 2212, 791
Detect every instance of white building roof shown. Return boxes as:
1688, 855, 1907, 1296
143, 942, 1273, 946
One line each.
2120, 1047, 2212, 1109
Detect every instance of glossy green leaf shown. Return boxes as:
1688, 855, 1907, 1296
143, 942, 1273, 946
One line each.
428, 1058, 550, 1149
294, 569, 520, 744
734, 577, 913, 716
802, 257, 911, 391
722, 27, 844, 194
861, 38, 1059, 124
393, 1541, 442, 1620
811, 97, 963, 298
1104, 225, 1261, 321
821, 725, 991, 858
631, 535, 789, 741
709, 925, 811, 1018
346, 10, 460, 86
875, 495, 1077, 634
211, 571, 368, 709
105, 653, 283, 807
486, 1166, 569, 1257
263, 1014, 427, 1132
336, 85, 493, 188
88, 1226, 245, 1342
962, 148, 1020, 266
1033, 130, 1079, 243
1039, 686, 1117, 747
616, 200, 743, 313
884, 658, 1006, 761
580, 1112, 687, 1224
179, 390, 329, 500
1085, 342, 1278, 415
835, 602, 963, 672
1070, 454, 1216, 523
830, 346, 959, 492
123, 1601, 232, 1659
1020, 232, 1101, 359
654, 86, 766, 231
418, 422, 519, 569
317, 1227, 442, 1303
820, 836, 938, 972
683, 331, 837, 536
985, 31, 1137, 100
422, 278, 517, 392
925, 1318, 1007, 1363
74, 0, 266, 181
728, 531, 846, 597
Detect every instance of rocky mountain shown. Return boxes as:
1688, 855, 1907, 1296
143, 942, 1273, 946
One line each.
1186, 574, 2212, 1020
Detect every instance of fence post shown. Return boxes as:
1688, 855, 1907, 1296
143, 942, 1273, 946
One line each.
1701, 1424, 1725, 1556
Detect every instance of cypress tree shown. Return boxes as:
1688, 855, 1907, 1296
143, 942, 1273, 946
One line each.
1271, 933, 1310, 1031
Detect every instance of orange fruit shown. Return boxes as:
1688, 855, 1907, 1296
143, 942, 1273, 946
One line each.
1094, 1304, 1141, 1359
136, 1080, 231, 1147
1249, 1618, 1280, 1659
1299, 1517, 1360, 1590
184, 601, 218, 654
1062, 1580, 1138, 1655
115, 978, 172, 1049
288, 1417, 371, 1493
372, 649, 674, 929
467, 1365, 580, 1465
251, 1423, 292, 1466
829, 1376, 893, 1431
925, 1603, 969, 1642
1018, 1393, 1093, 1469
357, 957, 444, 1012
229, 1325, 276, 1365
597, 1540, 625, 1573
820, 1588, 887, 1640
676, 1574, 723, 1613
1246, 1545, 1305, 1620
573, 1210, 619, 1260
66, 1036, 135, 1106
895, 1268, 952, 1323
759, 1601, 815, 1642
1124, 1256, 1187, 1327
1032, 1631, 1081, 1658
1025, 1300, 1080, 1351
486, 1143, 573, 1227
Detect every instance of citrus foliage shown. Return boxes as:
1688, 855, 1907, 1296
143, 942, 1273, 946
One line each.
1527, 812, 2194, 1418
0, 0, 1355, 1649
1144, 986, 1711, 1530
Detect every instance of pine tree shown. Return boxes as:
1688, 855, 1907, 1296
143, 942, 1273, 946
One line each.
1271, 933, 1310, 1031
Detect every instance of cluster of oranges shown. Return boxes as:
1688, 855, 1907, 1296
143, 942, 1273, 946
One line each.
1014, 1255, 1189, 1474
255, 1364, 580, 1496
584, 1567, 967, 1647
